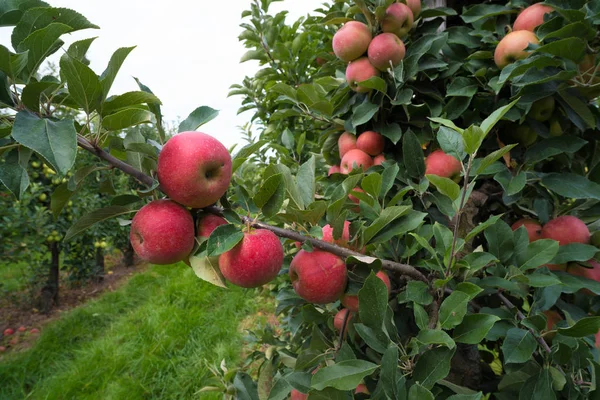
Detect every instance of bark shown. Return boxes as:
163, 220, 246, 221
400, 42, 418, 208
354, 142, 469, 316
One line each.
94, 248, 105, 281
40, 242, 60, 313
123, 241, 135, 267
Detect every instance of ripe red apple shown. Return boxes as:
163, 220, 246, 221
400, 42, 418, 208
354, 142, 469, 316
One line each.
355, 384, 369, 395
29, 328, 40, 334
494, 31, 539, 69
341, 149, 373, 174
3, 328, 14, 336
219, 229, 284, 288
197, 214, 227, 239
289, 250, 347, 304
381, 3, 414, 38
401, 0, 421, 18
328, 165, 341, 176
332, 21, 372, 62
529, 97, 555, 122
338, 132, 357, 158
334, 308, 354, 334
513, 3, 554, 32
511, 219, 542, 242
357, 131, 385, 156
349, 187, 365, 212
17, 326, 26, 333
346, 57, 380, 93
541, 215, 590, 246
322, 220, 351, 247
157, 131, 232, 208
425, 149, 462, 179
373, 154, 385, 166
568, 260, 600, 282
130, 200, 195, 265
0, 346, 6, 352
341, 271, 391, 312
367, 33, 406, 71
290, 389, 308, 400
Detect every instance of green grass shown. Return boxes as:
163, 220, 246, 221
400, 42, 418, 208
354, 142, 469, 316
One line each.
0, 260, 33, 293
0, 263, 261, 399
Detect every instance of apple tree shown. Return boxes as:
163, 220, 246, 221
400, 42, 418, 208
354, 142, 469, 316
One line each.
1, 0, 600, 398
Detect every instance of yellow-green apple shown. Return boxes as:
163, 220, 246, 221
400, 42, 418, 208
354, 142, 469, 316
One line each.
355, 384, 369, 395
373, 154, 386, 166
289, 250, 347, 304
322, 220, 351, 247
549, 117, 563, 136
196, 214, 227, 239
332, 21, 372, 62
511, 218, 542, 242
367, 33, 406, 71
529, 97, 555, 122
157, 132, 232, 208
511, 124, 538, 147
219, 229, 284, 288
338, 132, 357, 158
381, 3, 414, 38
341, 149, 373, 173
290, 389, 307, 400
400, 0, 421, 18
541, 215, 590, 245
130, 200, 195, 265
513, 3, 554, 32
425, 149, 462, 179
334, 308, 354, 334
357, 130, 385, 156
346, 57, 380, 93
328, 165, 342, 176
341, 271, 391, 312
494, 31, 539, 69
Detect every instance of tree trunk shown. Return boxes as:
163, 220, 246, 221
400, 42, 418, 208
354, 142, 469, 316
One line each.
40, 242, 60, 313
123, 241, 135, 267
94, 248, 105, 281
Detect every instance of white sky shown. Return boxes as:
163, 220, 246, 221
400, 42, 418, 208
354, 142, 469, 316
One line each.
0, 0, 325, 148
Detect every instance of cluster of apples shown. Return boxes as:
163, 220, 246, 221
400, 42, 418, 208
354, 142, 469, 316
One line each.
129, 131, 285, 289
493, 3, 553, 69
329, 131, 387, 177
333, 0, 421, 92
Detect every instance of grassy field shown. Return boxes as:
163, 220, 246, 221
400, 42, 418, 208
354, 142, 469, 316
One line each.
0, 263, 265, 399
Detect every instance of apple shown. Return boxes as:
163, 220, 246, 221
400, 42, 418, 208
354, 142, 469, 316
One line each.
355, 384, 369, 395
400, 0, 421, 18
0, 346, 6, 352
348, 187, 365, 205
549, 117, 563, 136
529, 97, 555, 122
290, 389, 307, 400
334, 308, 354, 334
543, 310, 562, 333
511, 124, 538, 147
289, 250, 347, 304
130, 200, 195, 265
157, 131, 232, 209
338, 132, 357, 158
341, 271, 391, 312
9, 338, 18, 346
568, 260, 600, 282
367, 33, 406, 71
17, 326, 26, 332
381, 3, 414, 38
494, 31, 539, 69
541, 215, 590, 246
425, 149, 462, 179
341, 149, 373, 174
3, 328, 14, 336
373, 154, 386, 166
322, 220, 351, 247
29, 328, 40, 334
513, 3, 554, 32
328, 165, 341, 176
357, 131, 385, 156
197, 213, 227, 239
219, 229, 284, 288
332, 21, 372, 62
346, 57, 380, 93
511, 219, 542, 242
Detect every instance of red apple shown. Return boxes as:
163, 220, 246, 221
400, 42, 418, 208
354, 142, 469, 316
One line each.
373, 154, 386, 166
338, 132, 357, 159
568, 260, 600, 282
219, 229, 284, 288
400, 0, 421, 18
341, 149, 373, 174
543, 310, 562, 331
381, 3, 414, 38
341, 271, 391, 312
425, 149, 462, 179
513, 3, 554, 32
332, 21, 372, 62
494, 30, 539, 69
367, 33, 406, 71
346, 57, 380, 93
157, 131, 232, 208
9, 338, 18, 346
289, 250, 347, 304
130, 200, 195, 265
17, 326, 26, 333
355, 384, 370, 395
541, 216, 590, 246
348, 187, 365, 205
511, 219, 542, 242
334, 308, 354, 333
328, 165, 341, 176
197, 214, 227, 239
3, 328, 14, 336
529, 97, 555, 122
357, 131, 385, 156
322, 220, 351, 247
29, 328, 39, 334
290, 389, 308, 400
0, 346, 6, 352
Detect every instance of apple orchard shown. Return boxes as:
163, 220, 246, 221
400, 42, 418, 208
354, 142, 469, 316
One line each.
1, 0, 600, 398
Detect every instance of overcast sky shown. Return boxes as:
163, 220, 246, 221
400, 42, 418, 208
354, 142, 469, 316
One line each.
0, 0, 325, 148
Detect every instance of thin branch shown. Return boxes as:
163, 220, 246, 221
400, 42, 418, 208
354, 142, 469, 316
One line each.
447, 157, 474, 272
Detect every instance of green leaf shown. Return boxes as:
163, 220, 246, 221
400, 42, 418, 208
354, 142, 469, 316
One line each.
518, 239, 559, 271
502, 328, 537, 364
415, 329, 456, 349
412, 347, 455, 389
380, 345, 400, 399
408, 383, 434, 400
525, 136, 587, 164
297, 155, 315, 207
414, 303, 429, 331
429, 117, 464, 134
558, 90, 595, 129
178, 106, 219, 132
234, 372, 259, 400
12, 111, 76, 174
357, 76, 387, 93
475, 145, 516, 175
380, 163, 400, 199
102, 108, 153, 131
437, 126, 466, 161
453, 314, 500, 344
480, 99, 519, 137
402, 130, 425, 179
352, 100, 379, 126
519, 368, 556, 400
134, 77, 165, 142
460, 4, 513, 23
66, 37, 97, 63
65, 205, 135, 241
354, 323, 390, 354
465, 214, 503, 241
363, 206, 412, 243
361, 173, 382, 199
311, 360, 378, 391
0, 0, 49, 27
447, 394, 483, 400
206, 224, 244, 257
0, 148, 29, 199
253, 173, 285, 218
99, 46, 135, 100
59, 53, 102, 113
426, 174, 460, 201
358, 272, 389, 331
189, 253, 227, 288
21, 80, 58, 112
102, 91, 162, 115
535, 38, 586, 62
459, 252, 498, 271
50, 182, 74, 218
398, 281, 433, 305
462, 125, 485, 155
557, 317, 600, 337
485, 219, 515, 264
0, 44, 28, 79
17, 22, 72, 81
369, 211, 426, 244
446, 77, 478, 97
550, 244, 599, 264
541, 173, 600, 200
439, 291, 470, 329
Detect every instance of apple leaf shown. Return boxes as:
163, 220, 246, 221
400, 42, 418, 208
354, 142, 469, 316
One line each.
189, 252, 227, 288
206, 224, 244, 257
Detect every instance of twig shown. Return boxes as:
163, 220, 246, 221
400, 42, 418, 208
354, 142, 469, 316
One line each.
428, 296, 440, 329
447, 157, 474, 272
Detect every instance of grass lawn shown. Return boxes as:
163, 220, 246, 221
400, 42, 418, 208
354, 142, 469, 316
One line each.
0, 263, 265, 399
